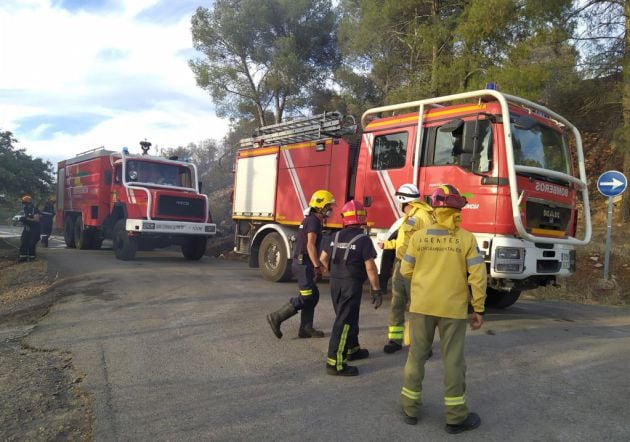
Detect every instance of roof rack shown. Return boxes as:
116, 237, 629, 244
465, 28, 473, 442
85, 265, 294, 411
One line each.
239, 111, 357, 149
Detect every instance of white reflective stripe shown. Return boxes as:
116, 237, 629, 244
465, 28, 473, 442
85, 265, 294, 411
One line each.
427, 228, 448, 235
403, 254, 415, 265
127, 188, 137, 204
401, 387, 421, 400
467, 255, 484, 266
444, 395, 466, 406
281, 149, 308, 213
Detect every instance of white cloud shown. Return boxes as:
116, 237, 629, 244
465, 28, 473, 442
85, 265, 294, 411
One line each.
0, 0, 228, 166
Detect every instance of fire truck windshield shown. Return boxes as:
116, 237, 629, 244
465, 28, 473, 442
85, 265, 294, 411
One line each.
125, 160, 193, 188
511, 120, 571, 175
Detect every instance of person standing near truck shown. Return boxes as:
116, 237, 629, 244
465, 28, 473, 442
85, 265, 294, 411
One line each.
40, 197, 55, 247
399, 184, 487, 433
319, 200, 383, 376
377, 183, 433, 354
18, 195, 41, 262
267, 190, 336, 339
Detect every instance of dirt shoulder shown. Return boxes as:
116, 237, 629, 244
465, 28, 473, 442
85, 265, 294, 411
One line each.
0, 238, 94, 441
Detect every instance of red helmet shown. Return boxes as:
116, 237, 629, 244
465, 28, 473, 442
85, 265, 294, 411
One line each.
430, 184, 467, 209
21, 195, 32, 203
341, 200, 367, 226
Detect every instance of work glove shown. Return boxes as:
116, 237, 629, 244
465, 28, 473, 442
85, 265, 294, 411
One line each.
371, 288, 384, 309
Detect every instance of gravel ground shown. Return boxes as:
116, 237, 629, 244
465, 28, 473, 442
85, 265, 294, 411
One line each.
0, 239, 94, 441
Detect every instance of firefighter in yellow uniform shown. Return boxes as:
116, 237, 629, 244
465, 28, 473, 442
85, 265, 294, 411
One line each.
377, 183, 433, 354
399, 184, 487, 434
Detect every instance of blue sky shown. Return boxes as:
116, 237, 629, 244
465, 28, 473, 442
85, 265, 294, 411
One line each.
0, 0, 229, 166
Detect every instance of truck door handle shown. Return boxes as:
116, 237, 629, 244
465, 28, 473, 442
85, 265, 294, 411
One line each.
363, 196, 372, 207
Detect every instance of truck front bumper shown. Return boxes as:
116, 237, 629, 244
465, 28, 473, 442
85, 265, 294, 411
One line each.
126, 219, 216, 236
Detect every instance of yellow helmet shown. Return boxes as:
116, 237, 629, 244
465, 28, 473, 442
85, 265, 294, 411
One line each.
309, 190, 335, 209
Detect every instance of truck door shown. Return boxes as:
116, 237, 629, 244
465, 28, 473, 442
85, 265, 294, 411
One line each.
355, 126, 417, 230
421, 116, 498, 234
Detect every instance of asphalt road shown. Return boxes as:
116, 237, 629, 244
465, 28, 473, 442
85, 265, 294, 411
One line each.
9, 233, 630, 441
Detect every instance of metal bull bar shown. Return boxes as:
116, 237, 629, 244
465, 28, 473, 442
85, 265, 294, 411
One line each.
361, 89, 592, 246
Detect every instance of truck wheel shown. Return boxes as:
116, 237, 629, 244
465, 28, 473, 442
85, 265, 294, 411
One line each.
181, 236, 208, 260
74, 216, 92, 250
485, 288, 521, 309
258, 232, 292, 282
64, 216, 76, 248
113, 220, 137, 260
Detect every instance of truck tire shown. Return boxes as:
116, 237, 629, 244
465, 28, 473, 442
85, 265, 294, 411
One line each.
258, 232, 293, 282
181, 236, 208, 260
485, 288, 521, 309
74, 216, 92, 250
113, 219, 137, 260
64, 216, 75, 248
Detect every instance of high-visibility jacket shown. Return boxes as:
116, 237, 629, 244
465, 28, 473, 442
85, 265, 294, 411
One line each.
400, 210, 487, 319
382, 201, 433, 261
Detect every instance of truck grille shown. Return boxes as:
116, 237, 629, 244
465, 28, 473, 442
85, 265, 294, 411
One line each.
156, 195, 205, 219
525, 201, 571, 232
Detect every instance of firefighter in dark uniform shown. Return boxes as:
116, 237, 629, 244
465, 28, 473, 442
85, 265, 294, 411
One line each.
267, 190, 336, 339
399, 184, 487, 433
320, 200, 383, 376
40, 197, 55, 247
18, 195, 41, 262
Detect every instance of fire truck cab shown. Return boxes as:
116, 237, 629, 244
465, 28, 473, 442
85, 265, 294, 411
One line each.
57, 143, 216, 261
232, 89, 591, 308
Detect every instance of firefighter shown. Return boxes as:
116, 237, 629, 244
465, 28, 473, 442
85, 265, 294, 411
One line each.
399, 184, 487, 433
377, 183, 433, 354
18, 195, 41, 262
40, 197, 55, 247
267, 190, 335, 339
320, 200, 383, 376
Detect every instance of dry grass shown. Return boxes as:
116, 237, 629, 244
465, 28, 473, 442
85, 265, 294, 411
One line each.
525, 200, 630, 306
0, 240, 52, 311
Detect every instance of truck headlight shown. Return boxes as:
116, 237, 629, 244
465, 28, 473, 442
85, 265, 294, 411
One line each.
496, 247, 522, 260
494, 247, 525, 274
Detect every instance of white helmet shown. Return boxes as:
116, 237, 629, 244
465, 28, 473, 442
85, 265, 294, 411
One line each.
395, 183, 421, 204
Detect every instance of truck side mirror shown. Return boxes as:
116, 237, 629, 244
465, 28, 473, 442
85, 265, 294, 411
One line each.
198, 181, 203, 193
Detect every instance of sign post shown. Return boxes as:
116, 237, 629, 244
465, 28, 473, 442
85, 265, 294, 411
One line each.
596, 170, 628, 280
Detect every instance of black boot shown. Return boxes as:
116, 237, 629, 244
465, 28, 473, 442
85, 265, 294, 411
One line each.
266, 303, 297, 339
383, 341, 403, 354
445, 413, 481, 434
348, 348, 369, 361
326, 363, 359, 376
298, 307, 324, 338
299, 327, 325, 338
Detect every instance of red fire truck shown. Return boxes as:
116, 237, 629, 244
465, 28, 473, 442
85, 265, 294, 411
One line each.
232, 89, 592, 307
56, 142, 216, 261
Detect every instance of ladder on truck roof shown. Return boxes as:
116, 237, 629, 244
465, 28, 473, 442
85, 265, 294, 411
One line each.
239, 111, 357, 149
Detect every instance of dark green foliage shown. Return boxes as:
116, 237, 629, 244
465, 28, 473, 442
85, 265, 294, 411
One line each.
0, 130, 54, 211
189, 0, 339, 125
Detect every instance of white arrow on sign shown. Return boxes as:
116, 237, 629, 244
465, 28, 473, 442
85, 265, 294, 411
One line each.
599, 177, 624, 189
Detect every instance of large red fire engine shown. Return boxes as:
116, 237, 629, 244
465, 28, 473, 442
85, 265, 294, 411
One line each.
232, 89, 592, 308
56, 141, 216, 261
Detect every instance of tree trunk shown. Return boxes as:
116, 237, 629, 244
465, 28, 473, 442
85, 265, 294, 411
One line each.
622, 0, 630, 221
430, 0, 438, 97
